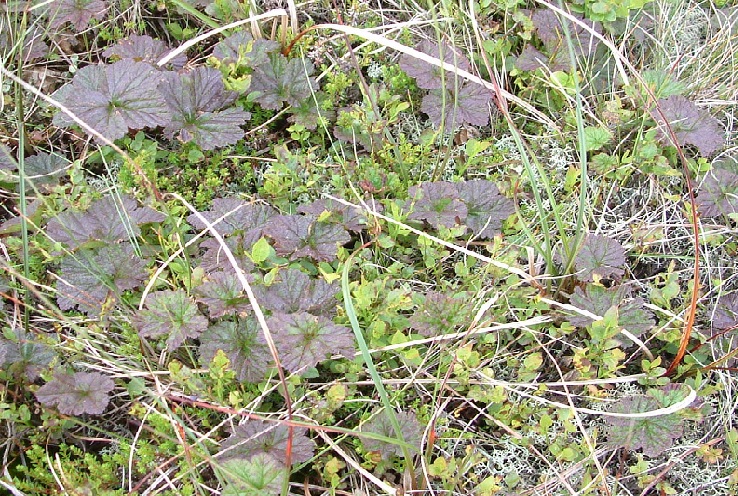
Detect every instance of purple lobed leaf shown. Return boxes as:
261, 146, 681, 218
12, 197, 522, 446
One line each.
195, 271, 251, 318
56, 243, 148, 315
420, 82, 493, 132
220, 420, 315, 466
46, 194, 165, 251
103, 34, 187, 69
650, 95, 724, 156
263, 215, 351, 262
456, 180, 514, 238
134, 290, 208, 350
407, 181, 467, 229
199, 319, 271, 383
46, 0, 109, 31
399, 40, 472, 90
211, 32, 280, 67
711, 292, 738, 334
268, 311, 354, 373
696, 168, 738, 218
160, 67, 250, 149
0, 329, 56, 380
409, 290, 474, 337
574, 234, 626, 282
254, 268, 337, 316
52, 60, 171, 142
604, 395, 684, 457
361, 410, 423, 458
188, 199, 278, 237
35, 371, 115, 415
250, 54, 317, 110
568, 285, 654, 340
199, 235, 256, 274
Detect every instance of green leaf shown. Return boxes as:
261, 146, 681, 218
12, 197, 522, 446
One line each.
250, 237, 272, 263
134, 290, 208, 351
219, 454, 285, 496
584, 126, 612, 151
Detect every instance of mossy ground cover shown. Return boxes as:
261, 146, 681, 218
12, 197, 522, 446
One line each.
1, 1, 737, 494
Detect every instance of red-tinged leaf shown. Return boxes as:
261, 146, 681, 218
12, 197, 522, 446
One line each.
712, 292, 738, 334
515, 45, 549, 72
399, 40, 471, 90
604, 395, 684, 457
297, 198, 381, 233
650, 95, 724, 156
36, 371, 115, 415
456, 180, 514, 238
220, 420, 315, 466
46, 193, 165, 251
211, 32, 280, 67
361, 410, 423, 458
263, 215, 351, 262
529, 8, 601, 55
574, 234, 626, 282
56, 244, 148, 315
199, 235, 256, 274
0, 329, 56, 380
53, 60, 170, 142
407, 181, 467, 229
268, 311, 354, 373
188, 199, 277, 237
567, 285, 654, 343
254, 268, 337, 316
409, 290, 474, 337
159, 67, 250, 149
420, 82, 493, 132
103, 34, 186, 69
45, 0, 109, 32
134, 290, 208, 351
199, 319, 271, 383
196, 271, 251, 318
250, 54, 317, 110
697, 168, 738, 218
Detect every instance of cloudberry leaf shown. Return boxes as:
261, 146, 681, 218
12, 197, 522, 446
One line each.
188, 199, 277, 237
515, 45, 550, 72
604, 395, 684, 457
218, 454, 285, 496
199, 235, 256, 274
56, 244, 148, 315
650, 95, 724, 156
36, 371, 115, 415
574, 234, 626, 282
0, 329, 56, 380
160, 67, 250, 150
196, 271, 251, 318
297, 198, 380, 233
250, 54, 317, 110
263, 215, 351, 262
407, 181, 467, 229
199, 319, 271, 383
24, 152, 69, 188
268, 311, 354, 373
361, 410, 423, 459
409, 291, 474, 337
399, 40, 471, 90
696, 168, 738, 218
254, 268, 337, 316
52, 60, 170, 142
46, 194, 165, 251
45, 0, 109, 31
103, 34, 187, 69
134, 290, 208, 350
287, 92, 333, 130
0, 26, 49, 63
421, 82, 493, 132
711, 292, 738, 334
212, 32, 280, 67
529, 8, 601, 55
220, 420, 315, 466
568, 285, 654, 340
456, 180, 514, 238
